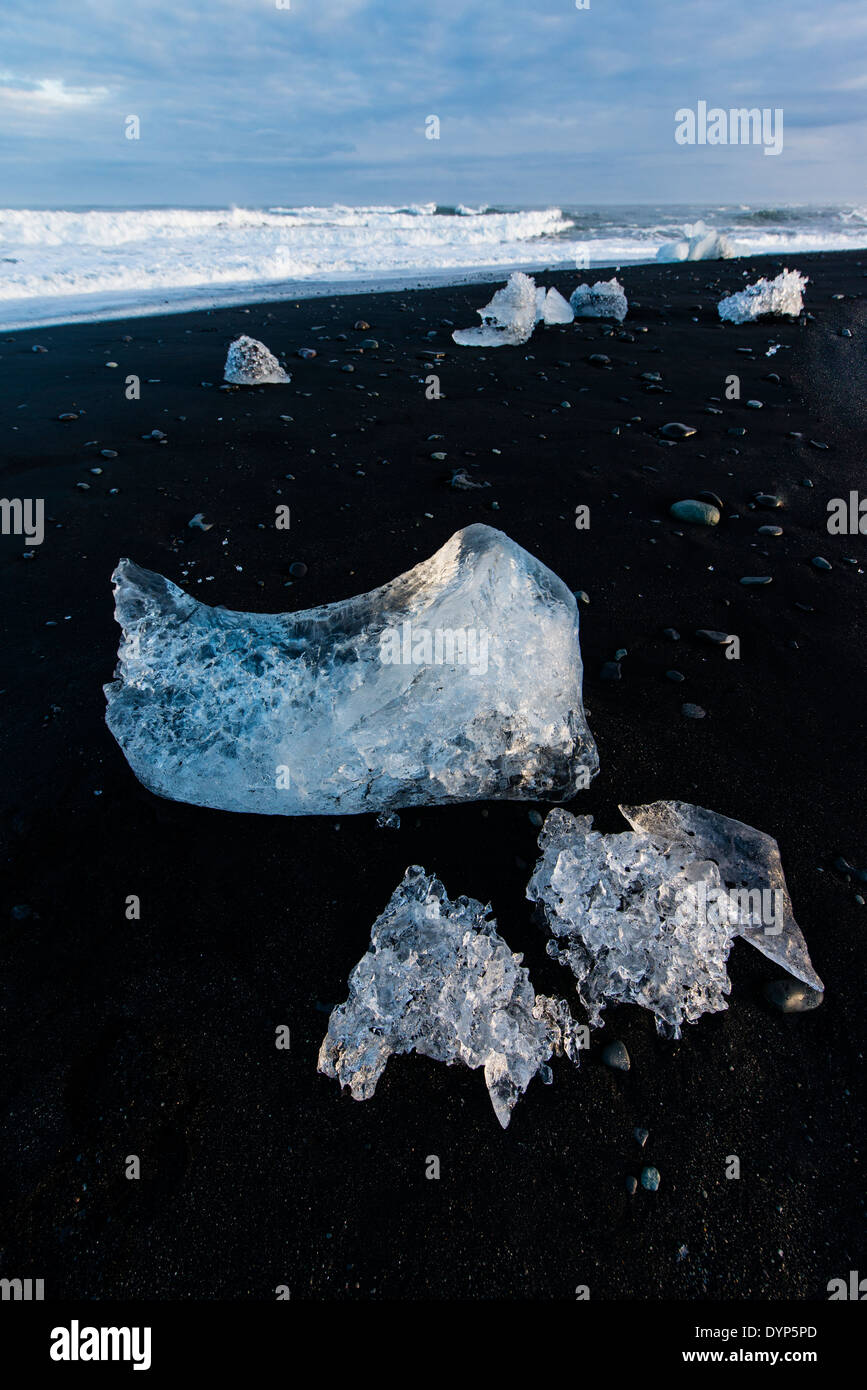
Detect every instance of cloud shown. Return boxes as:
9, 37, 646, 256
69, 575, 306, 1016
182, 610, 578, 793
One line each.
0, 74, 110, 107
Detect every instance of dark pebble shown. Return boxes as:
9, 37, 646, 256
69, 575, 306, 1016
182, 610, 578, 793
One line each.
660, 422, 698, 440
682, 703, 706, 718
602, 1041, 630, 1072
289, 562, 308, 578
764, 979, 824, 1013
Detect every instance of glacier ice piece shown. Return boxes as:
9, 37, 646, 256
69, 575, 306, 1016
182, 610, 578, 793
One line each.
618, 800, 823, 991
527, 809, 737, 1039
569, 277, 628, 322
317, 866, 583, 1128
223, 334, 290, 384
452, 271, 538, 346
536, 287, 575, 325
104, 524, 598, 815
657, 221, 740, 263
718, 269, 807, 324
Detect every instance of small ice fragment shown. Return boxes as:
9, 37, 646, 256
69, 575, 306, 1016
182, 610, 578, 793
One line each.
657, 221, 740, 262
538, 287, 575, 325
569, 277, 628, 323
452, 272, 539, 346
317, 866, 583, 1128
104, 525, 598, 816
618, 801, 823, 991
527, 809, 736, 1039
223, 335, 291, 385
718, 270, 808, 324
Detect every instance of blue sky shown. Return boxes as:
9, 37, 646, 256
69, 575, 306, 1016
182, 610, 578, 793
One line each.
0, 0, 864, 206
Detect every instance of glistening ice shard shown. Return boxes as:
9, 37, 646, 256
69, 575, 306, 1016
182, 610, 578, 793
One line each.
317, 866, 583, 1128
717, 270, 807, 323
104, 525, 598, 815
527, 802, 822, 1039
452, 271, 539, 346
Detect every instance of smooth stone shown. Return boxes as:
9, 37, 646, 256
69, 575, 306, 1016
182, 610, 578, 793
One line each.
811, 556, 832, 571
289, 561, 308, 578
340, 364, 355, 373
588, 354, 611, 367
615, 648, 628, 660
602, 1041, 630, 1072
58, 412, 78, 421
354, 320, 371, 330
361, 339, 379, 349
528, 810, 544, 828
640, 1167, 661, 1191
100, 449, 118, 459
634, 1128, 649, 1147
297, 348, 317, 359
754, 493, 783, 508
625, 1176, 638, 1196
764, 979, 824, 1013
670, 500, 720, 526
574, 590, 590, 605
666, 669, 685, 682
746, 399, 763, 409
662, 628, 680, 641
757, 525, 783, 536
696, 629, 730, 644
660, 422, 697, 440
740, 575, 773, 586
727, 427, 747, 437
682, 703, 706, 718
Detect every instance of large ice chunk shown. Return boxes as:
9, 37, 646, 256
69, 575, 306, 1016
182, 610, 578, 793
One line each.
618, 800, 823, 990
317, 866, 583, 1128
718, 269, 807, 323
104, 525, 598, 815
223, 334, 290, 384
527, 809, 736, 1039
657, 221, 740, 262
569, 277, 628, 322
452, 271, 538, 346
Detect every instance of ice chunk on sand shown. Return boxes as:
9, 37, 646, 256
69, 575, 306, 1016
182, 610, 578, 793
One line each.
535, 287, 575, 325
452, 271, 538, 346
618, 801, 823, 991
718, 269, 807, 324
657, 221, 740, 263
317, 866, 583, 1128
223, 334, 290, 384
569, 277, 628, 323
527, 809, 736, 1039
104, 525, 598, 816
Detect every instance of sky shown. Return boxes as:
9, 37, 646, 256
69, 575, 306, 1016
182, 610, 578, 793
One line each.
0, 0, 864, 207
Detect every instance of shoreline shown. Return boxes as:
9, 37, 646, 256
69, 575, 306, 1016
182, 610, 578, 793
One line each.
3, 242, 866, 334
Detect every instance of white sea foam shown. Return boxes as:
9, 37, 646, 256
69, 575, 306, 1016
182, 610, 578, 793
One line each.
0, 203, 864, 330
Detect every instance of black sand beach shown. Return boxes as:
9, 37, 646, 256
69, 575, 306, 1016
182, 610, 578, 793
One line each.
2, 250, 865, 1301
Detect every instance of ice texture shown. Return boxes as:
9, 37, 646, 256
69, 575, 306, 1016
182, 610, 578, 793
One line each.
317, 866, 583, 1127
104, 525, 598, 815
657, 221, 740, 262
569, 277, 628, 322
223, 334, 290, 384
619, 800, 823, 991
452, 271, 538, 346
535, 287, 575, 325
527, 809, 736, 1039
718, 269, 807, 323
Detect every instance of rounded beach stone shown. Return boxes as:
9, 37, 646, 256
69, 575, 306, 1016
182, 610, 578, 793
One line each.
640, 1166, 661, 1191
670, 500, 720, 526
660, 422, 697, 440
602, 1040, 630, 1072
764, 979, 824, 1013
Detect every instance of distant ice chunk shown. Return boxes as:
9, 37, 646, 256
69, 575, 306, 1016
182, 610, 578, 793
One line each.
657, 221, 740, 263
618, 800, 823, 991
718, 269, 807, 323
536, 287, 575, 325
317, 866, 583, 1128
569, 277, 628, 323
527, 809, 736, 1039
223, 334, 290, 384
104, 524, 598, 815
452, 271, 538, 346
